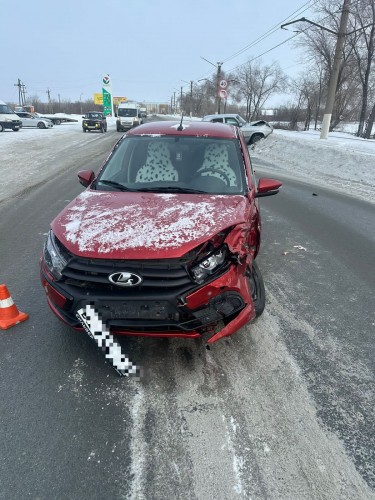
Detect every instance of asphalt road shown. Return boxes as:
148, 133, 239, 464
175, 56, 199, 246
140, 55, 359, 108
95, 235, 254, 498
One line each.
0, 130, 374, 500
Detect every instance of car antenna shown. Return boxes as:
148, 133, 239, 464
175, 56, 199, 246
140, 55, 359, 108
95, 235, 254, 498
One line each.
177, 113, 184, 131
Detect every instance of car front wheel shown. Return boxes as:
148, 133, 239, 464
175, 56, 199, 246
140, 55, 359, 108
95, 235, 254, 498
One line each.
13, 127, 20, 131
38, 122, 46, 129
249, 134, 263, 145
247, 261, 265, 317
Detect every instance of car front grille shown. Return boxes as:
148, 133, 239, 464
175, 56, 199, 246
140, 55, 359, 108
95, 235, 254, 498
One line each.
61, 256, 194, 293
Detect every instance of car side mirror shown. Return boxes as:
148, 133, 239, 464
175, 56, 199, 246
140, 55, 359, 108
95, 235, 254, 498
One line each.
78, 170, 95, 187
255, 178, 282, 197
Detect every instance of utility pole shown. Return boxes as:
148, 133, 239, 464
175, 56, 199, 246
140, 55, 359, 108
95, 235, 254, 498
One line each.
216, 63, 223, 113
14, 79, 26, 107
320, 0, 351, 139
190, 80, 193, 117
201, 57, 223, 114
46, 88, 52, 113
180, 86, 183, 113
281, 0, 352, 139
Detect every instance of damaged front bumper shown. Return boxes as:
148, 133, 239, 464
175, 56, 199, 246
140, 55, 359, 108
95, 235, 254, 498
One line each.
40, 260, 256, 344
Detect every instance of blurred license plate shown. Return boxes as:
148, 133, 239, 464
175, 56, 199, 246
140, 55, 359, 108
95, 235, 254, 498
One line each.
103, 301, 170, 320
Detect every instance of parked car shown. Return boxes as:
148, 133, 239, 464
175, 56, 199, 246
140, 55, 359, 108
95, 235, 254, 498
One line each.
202, 114, 273, 145
82, 112, 107, 133
15, 111, 53, 129
0, 100, 22, 131
36, 113, 79, 125
40, 120, 281, 344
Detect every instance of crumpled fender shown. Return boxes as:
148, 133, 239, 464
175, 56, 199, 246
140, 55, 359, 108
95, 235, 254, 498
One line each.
225, 220, 260, 263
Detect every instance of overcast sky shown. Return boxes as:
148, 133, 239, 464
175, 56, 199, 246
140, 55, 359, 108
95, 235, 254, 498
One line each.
2, 0, 317, 107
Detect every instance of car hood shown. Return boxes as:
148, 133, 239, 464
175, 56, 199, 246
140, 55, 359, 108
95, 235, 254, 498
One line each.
52, 190, 249, 259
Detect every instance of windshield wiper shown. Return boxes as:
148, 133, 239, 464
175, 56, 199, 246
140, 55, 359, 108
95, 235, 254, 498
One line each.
139, 186, 207, 194
97, 180, 131, 191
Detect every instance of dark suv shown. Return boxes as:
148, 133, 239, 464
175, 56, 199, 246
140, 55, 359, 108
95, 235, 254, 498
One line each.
82, 112, 107, 133
41, 120, 281, 344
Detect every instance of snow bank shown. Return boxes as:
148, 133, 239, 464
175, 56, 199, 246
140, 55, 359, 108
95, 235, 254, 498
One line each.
252, 129, 375, 204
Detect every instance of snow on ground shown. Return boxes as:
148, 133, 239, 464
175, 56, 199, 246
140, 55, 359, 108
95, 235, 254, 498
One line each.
0, 115, 374, 205
251, 129, 375, 204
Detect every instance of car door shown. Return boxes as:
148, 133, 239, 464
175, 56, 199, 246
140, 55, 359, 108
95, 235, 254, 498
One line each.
23, 113, 35, 127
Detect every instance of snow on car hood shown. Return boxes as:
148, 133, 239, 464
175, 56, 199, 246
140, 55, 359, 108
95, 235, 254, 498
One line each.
52, 190, 249, 259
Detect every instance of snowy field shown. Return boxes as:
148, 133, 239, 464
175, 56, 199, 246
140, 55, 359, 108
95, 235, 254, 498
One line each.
0, 114, 374, 205
252, 128, 375, 204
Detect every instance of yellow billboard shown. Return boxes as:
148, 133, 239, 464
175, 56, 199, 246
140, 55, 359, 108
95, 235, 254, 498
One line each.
94, 94, 127, 105
113, 97, 127, 105
93, 93, 103, 104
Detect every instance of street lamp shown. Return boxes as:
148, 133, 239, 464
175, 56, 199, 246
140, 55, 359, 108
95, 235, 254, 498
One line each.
79, 93, 83, 115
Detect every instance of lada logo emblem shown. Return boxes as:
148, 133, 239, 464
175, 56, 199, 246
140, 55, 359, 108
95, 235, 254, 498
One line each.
108, 272, 143, 287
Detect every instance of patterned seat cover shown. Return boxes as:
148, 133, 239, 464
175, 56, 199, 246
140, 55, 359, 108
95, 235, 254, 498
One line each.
136, 142, 178, 182
197, 143, 237, 186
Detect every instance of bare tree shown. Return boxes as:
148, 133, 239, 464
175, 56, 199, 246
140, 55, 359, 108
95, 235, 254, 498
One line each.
346, 0, 375, 136
234, 59, 287, 120
293, 0, 360, 130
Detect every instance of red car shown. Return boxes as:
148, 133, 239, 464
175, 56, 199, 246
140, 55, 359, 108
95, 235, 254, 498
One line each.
41, 120, 281, 344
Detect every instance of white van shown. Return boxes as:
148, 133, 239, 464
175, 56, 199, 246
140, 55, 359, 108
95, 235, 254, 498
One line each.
116, 102, 143, 132
0, 100, 22, 132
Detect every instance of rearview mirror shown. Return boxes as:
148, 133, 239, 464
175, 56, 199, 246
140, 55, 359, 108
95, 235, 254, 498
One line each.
255, 178, 282, 197
78, 170, 95, 187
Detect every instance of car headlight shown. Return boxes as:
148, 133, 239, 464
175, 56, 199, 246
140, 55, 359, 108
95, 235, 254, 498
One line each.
43, 231, 68, 280
191, 246, 227, 284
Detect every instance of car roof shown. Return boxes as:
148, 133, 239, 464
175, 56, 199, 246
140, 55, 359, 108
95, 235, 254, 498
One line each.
203, 114, 241, 119
127, 120, 239, 139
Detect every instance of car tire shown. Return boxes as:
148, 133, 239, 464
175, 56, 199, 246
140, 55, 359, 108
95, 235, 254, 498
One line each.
54, 119, 61, 125
83, 129, 87, 133
247, 261, 265, 317
13, 127, 20, 131
101, 126, 104, 133
249, 134, 263, 145
0, 124, 4, 132
38, 122, 46, 129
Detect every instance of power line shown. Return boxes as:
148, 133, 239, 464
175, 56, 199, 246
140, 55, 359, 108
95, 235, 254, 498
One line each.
192, 0, 319, 85
222, 0, 319, 64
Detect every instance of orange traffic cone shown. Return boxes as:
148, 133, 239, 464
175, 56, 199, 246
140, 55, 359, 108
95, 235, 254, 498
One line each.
0, 284, 29, 330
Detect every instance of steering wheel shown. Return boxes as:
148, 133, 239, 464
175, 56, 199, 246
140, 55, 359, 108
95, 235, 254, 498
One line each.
195, 168, 231, 187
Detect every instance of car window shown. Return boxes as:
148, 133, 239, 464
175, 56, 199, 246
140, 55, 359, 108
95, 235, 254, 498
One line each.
211, 118, 224, 123
87, 113, 102, 119
225, 118, 239, 126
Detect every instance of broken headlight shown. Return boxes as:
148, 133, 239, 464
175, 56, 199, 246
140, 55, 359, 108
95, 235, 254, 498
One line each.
191, 246, 227, 284
43, 231, 68, 280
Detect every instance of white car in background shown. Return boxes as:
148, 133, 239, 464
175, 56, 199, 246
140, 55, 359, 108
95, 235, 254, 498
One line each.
15, 112, 53, 129
202, 114, 273, 145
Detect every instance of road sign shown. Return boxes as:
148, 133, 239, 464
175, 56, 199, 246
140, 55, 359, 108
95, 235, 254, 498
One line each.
218, 89, 228, 99
219, 79, 228, 89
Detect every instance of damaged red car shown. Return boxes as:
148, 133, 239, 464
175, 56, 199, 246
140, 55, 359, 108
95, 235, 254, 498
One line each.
40, 120, 281, 343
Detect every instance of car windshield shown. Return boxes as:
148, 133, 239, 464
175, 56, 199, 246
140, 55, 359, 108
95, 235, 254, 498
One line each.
95, 136, 246, 195
86, 113, 102, 119
0, 104, 15, 114
236, 115, 247, 125
118, 108, 137, 117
